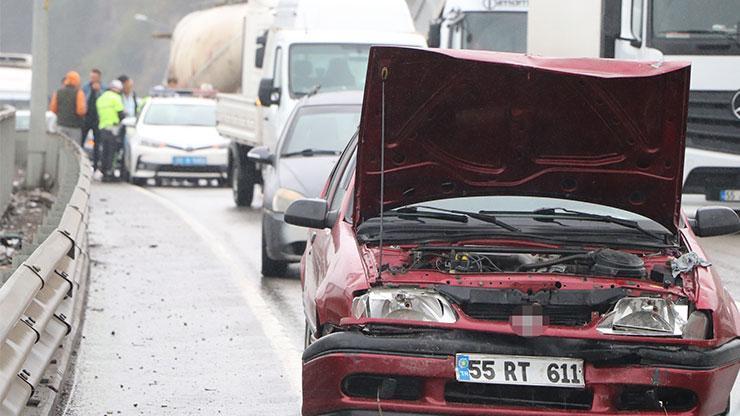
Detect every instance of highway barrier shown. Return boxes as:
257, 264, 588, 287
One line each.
0, 107, 90, 415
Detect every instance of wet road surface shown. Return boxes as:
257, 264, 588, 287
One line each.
60, 182, 740, 415
59, 183, 302, 415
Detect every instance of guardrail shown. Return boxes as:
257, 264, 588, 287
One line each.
0, 119, 91, 415
0, 106, 16, 215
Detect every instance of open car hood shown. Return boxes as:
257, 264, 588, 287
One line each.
354, 47, 690, 233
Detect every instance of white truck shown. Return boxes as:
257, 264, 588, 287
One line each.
527, 0, 740, 211
216, 0, 426, 206
0, 53, 32, 109
407, 0, 528, 52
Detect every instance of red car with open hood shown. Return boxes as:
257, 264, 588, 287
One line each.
285, 46, 740, 415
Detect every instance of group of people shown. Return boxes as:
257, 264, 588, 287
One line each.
49, 69, 150, 181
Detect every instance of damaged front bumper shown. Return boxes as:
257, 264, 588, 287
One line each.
302, 329, 740, 416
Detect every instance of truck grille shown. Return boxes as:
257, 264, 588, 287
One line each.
445, 382, 593, 410
686, 91, 740, 155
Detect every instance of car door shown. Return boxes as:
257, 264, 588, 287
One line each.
303, 137, 357, 332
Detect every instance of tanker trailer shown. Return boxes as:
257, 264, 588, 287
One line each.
165, 3, 248, 93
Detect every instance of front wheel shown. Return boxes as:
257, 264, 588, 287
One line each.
261, 222, 287, 277
232, 157, 255, 207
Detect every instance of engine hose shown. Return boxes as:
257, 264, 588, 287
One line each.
515, 253, 592, 272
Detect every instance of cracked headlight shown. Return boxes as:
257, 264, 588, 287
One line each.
351, 288, 457, 323
597, 297, 688, 337
272, 188, 304, 213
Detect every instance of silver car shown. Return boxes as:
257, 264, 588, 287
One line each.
248, 91, 362, 276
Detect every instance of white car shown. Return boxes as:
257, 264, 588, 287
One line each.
123, 97, 228, 185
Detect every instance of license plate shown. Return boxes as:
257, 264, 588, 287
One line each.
455, 353, 584, 388
172, 156, 206, 166
719, 190, 740, 202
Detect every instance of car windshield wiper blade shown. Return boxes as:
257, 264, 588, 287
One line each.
484, 207, 666, 241
281, 149, 340, 157
383, 208, 469, 223
409, 206, 520, 232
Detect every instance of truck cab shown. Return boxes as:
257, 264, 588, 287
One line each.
218, 0, 426, 207
413, 0, 528, 52
528, 0, 740, 212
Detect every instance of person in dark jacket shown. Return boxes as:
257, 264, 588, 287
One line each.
82, 69, 103, 170
49, 71, 86, 140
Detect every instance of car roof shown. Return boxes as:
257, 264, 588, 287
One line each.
148, 96, 215, 106
299, 90, 363, 107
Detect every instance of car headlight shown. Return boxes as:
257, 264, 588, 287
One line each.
211, 141, 229, 149
597, 297, 689, 337
139, 137, 165, 148
351, 288, 457, 323
272, 188, 304, 213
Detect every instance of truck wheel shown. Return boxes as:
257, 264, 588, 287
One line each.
261, 223, 287, 277
130, 177, 147, 186
232, 156, 255, 207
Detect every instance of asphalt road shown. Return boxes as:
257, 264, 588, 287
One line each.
59, 182, 740, 415
59, 183, 303, 415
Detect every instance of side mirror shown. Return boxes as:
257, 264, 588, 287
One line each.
247, 145, 274, 165
689, 206, 740, 237
255, 31, 267, 69
258, 78, 280, 106
427, 20, 442, 48
285, 198, 329, 229
255, 47, 265, 69
121, 116, 136, 128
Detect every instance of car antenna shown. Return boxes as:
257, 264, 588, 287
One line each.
377, 66, 389, 283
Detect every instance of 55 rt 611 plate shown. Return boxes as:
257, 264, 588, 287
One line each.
455, 353, 585, 388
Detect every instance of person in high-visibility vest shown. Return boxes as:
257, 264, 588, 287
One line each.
96, 79, 126, 181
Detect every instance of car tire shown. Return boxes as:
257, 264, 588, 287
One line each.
120, 163, 130, 182
232, 156, 255, 207
261, 223, 287, 277
304, 320, 313, 349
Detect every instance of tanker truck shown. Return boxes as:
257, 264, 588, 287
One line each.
166, 0, 425, 206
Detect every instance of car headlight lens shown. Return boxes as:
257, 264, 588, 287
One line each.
597, 297, 688, 337
272, 188, 304, 213
351, 288, 457, 323
139, 138, 165, 148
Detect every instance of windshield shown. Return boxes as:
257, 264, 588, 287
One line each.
652, 0, 739, 38
143, 103, 216, 127
289, 44, 372, 96
459, 12, 527, 52
281, 105, 361, 156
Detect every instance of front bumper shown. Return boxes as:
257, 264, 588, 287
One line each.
130, 145, 228, 179
263, 210, 308, 262
303, 330, 740, 416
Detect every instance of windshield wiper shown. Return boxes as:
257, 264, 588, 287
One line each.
383, 208, 469, 223
395, 206, 520, 232
484, 207, 667, 242
281, 149, 341, 158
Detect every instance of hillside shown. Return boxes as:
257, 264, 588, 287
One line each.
0, 0, 243, 92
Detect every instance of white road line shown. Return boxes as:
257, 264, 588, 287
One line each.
130, 184, 303, 392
